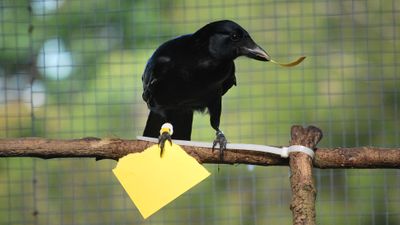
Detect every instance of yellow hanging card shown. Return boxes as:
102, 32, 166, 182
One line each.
112, 142, 210, 219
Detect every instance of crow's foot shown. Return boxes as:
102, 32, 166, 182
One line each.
158, 132, 172, 157
158, 123, 173, 157
212, 130, 227, 160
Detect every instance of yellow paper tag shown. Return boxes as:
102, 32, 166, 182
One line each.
113, 143, 210, 219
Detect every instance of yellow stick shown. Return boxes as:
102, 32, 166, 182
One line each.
270, 56, 306, 67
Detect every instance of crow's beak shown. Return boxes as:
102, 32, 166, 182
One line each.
240, 38, 271, 61
241, 44, 271, 61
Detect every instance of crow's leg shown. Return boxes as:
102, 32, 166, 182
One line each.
208, 97, 227, 160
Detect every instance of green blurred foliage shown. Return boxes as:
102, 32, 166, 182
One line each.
0, 0, 399, 224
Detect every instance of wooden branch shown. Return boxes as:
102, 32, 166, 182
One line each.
0, 137, 399, 168
315, 147, 400, 168
0, 137, 287, 165
288, 125, 322, 225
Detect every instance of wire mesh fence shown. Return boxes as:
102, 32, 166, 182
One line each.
0, 0, 399, 224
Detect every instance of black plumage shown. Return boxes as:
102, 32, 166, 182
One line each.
142, 20, 270, 157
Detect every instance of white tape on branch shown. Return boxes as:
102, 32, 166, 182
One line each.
281, 145, 314, 158
136, 136, 315, 159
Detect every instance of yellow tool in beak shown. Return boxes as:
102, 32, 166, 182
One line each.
270, 56, 306, 67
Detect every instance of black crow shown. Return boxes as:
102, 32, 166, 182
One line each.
142, 20, 270, 158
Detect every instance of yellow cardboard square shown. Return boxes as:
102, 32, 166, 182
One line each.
113, 142, 210, 219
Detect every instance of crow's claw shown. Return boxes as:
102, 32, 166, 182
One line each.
158, 132, 172, 157
212, 131, 227, 160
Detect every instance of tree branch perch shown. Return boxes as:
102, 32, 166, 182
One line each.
0, 136, 399, 168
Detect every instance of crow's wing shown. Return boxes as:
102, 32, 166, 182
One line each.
221, 63, 236, 96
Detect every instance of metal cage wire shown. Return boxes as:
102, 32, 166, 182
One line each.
0, 0, 399, 224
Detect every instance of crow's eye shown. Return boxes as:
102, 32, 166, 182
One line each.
230, 33, 242, 41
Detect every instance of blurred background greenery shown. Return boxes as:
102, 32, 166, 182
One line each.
0, 0, 399, 224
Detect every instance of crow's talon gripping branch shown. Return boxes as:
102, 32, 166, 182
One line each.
212, 130, 227, 160
158, 123, 173, 157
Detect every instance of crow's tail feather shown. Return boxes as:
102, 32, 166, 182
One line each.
143, 110, 193, 140
143, 111, 165, 138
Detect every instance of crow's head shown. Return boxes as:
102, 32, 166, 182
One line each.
194, 20, 270, 61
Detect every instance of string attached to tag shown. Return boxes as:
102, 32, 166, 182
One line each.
137, 136, 315, 159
